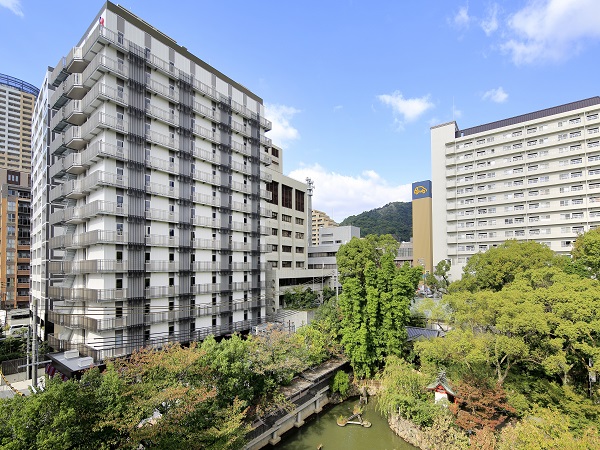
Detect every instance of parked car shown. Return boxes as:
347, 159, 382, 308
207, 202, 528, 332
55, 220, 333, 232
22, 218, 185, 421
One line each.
7, 324, 28, 337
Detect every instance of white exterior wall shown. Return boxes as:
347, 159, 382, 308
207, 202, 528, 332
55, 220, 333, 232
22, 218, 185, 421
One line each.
39, 3, 273, 361
431, 99, 600, 280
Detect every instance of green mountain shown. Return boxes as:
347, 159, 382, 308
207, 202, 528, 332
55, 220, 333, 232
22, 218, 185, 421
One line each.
339, 201, 412, 242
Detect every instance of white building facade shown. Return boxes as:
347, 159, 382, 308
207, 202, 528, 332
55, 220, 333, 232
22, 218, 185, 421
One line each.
431, 97, 600, 279
33, 1, 272, 361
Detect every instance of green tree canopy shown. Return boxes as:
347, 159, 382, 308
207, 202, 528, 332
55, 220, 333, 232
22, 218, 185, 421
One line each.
572, 226, 600, 278
337, 235, 421, 377
450, 240, 557, 293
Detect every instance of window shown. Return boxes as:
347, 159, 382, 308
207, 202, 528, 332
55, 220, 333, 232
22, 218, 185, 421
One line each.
281, 185, 293, 209
295, 189, 305, 212
266, 181, 278, 205
282, 229, 292, 238
281, 214, 292, 223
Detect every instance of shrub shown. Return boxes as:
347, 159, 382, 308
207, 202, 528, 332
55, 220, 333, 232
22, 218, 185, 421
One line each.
331, 371, 350, 398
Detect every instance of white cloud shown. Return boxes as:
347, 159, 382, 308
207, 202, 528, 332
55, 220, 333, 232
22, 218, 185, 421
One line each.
377, 91, 434, 128
0, 0, 23, 16
333, 105, 343, 112
264, 103, 300, 148
482, 87, 508, 103
451, 5, 471, 28
501, 0, 600, 64
288, 164, 412, 222
480, 3, 499, 35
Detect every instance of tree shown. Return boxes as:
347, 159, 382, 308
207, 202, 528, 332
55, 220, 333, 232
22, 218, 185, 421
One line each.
497, 407, 600, 450
426, 259, 452, 293
337, 235, 421, 377
377, 356, 442, 427
449, 377, 515, 431
572, 226, 600, 278
281, 286, 319, 310
450, 240, 557, 293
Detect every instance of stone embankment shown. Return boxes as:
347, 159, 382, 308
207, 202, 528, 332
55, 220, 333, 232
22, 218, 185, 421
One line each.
388, 414, 428, 449
243, 358, 348, 450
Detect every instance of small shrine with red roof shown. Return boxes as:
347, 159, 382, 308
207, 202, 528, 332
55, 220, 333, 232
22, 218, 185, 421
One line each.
426, 370, 456, 404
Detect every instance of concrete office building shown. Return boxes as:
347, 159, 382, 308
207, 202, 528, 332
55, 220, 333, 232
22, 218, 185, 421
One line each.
395, 240, 413, 267
0, 169, 31, 310
307, 225, 359, 270
311, 209, 337, 246
33, 1, 273, 361
431, 97, 600, 280
263, 144, 326, 314
0, 74, 38, 172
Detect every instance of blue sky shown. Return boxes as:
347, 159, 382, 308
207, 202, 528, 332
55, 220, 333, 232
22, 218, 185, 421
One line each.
2, 0, 600, 221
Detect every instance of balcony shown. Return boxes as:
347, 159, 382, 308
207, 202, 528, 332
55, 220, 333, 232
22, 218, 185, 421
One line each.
260, 189, 272, 200
193, 123, 218, 144
231, 120, 252, 138
146, 129, 178, 150
49, 83, 69, 110
66, 46, 86, 73
82, 140, 127, 164
48, 286, 127, 302
63, 99, 86, 125
260, 134, 272, 148
193, 100, 217, 121
147, 103, 178, 126
259, 116, 272, 131
191, 238, 221, 250
49, 152, 85, 180
231, 180, 251, 195
64, 125, 85, 150
192, 192, 220, 207
64, 73, 87, 100
50, 200, 126, 226
260, 153, 272, 165
191, 77, 218, 101
82, 82, 128, 114
231, 161, 251, 176
145, 181, 178, 198
260, 171, 272, 183
89, 170, 127, 190
230, 140, 251, 158
82, 111, 128, 140
50, 56, 68, 87
191, 216, 221, 228
50, 112, 69, 136
49, 135, 67, 156
147, 77, 178, 101
49, 229, 128, 250
82, 53, 128, 88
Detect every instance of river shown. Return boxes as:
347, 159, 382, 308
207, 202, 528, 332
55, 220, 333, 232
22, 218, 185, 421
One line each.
271, 397, 417, 450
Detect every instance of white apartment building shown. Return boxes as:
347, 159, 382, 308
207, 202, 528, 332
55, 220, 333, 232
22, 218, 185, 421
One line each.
431, 97, 600, 280
33, 1, 273, 362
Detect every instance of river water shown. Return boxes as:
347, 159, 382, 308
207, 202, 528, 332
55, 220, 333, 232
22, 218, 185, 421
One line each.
272, 397, 417, 450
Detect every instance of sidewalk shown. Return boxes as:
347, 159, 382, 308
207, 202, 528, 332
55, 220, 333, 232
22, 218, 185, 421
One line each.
0, 375, 45, 398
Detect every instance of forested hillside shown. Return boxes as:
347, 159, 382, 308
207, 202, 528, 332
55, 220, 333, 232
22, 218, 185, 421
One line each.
340, 201, 412, 242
